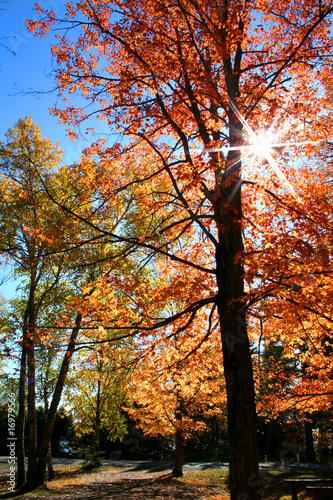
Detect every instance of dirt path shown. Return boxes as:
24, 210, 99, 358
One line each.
0, 464, 213, 499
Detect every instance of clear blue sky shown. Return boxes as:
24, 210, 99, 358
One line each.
0, 1, 117, 300
0, 0, 85, 165
0, 1, 87, 299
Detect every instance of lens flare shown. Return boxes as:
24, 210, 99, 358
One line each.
192, 100, 317, 199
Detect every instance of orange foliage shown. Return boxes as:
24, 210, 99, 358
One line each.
27, 2, 333, 495
126, 329, 226, 439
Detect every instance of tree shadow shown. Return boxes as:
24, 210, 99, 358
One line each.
44, 474, 206, 499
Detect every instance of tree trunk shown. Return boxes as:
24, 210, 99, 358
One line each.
172, 388, 184, 477
214, 118, 261, 499
95, 379, 101, 452
26, 281, 37, 490
173, 423, 184, 477
305, 420, 316, 463
35, 312, 82, 486
16, 343, 27, 488
17, 267, 40, 491
44, 385, 55, 481
26, 338, 37, 488
46, 444, 55, 481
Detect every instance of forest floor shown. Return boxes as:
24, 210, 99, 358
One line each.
0, 460, 332, 499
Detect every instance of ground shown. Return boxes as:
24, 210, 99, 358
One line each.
0, 459, 332, 499
0, 462, 212, 500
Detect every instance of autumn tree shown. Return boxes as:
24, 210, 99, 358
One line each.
28, 2, 333, 498
0, 117, 66, 487
64, 341, 129, 454
0, 117, 148, 489
126, 328, 226, 476
246, 157, 333, 457
0, 118, 93, 488
245, 156, 333, 405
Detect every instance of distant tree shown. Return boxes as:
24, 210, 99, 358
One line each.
0, 118, 86, 488
0, 117, 64, 487
126, 329, 225, 476
65, 343, 129, 454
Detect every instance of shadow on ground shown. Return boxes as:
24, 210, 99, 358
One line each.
9, 474, 207, 500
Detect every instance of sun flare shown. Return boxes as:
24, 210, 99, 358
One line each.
192, 101, 317, 199
251, 130, 276, 157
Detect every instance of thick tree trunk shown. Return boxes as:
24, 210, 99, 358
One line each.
35, 312, 82, 486
214, 130, 261, 499
172, 390, 184, 477
173, 426, 184, 477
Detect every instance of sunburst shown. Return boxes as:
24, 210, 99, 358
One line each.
192, 100, 317, 198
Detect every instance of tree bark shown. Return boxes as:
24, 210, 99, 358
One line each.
46, 444, 55, 481
35, 312, 82, 486
173, 405, 184, 478
95, 379, 101, 452
16, 342, 27, 488
26, 279, 37, 490
17, 290, 35, 488
173, 427, 184, 477
305, 420, 316, 463
26, 337, 37, 488
214, 115, 261, 499
44, 385, 55, 481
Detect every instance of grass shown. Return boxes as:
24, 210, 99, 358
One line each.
175, 470, 230, 499
174, 468, 333, 500
262, 469, 333, 500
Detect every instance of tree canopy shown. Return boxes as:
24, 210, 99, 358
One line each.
0, 2, 330, 498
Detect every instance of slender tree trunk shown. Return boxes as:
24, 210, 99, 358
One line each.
46, 444, 55, 481
26, 279, 37, 490
35, 312, 82, 486
16, 342, 27, 488
214, 114, 261, 499
305, 420, 316, 463
95, 379, 101, 452
17, 298, 33, 488
173, 401, 184, 478
44, 385, 55, 481
26, 337, 37, 488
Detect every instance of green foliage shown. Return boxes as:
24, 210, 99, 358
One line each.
184, 415, 229, 462
82, 445, 105, 470
65, 344, 130, 447
35, 407, 75, 457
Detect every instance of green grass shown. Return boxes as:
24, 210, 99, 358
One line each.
166, 470, 229, 499
176, 468, 333, 500
262, 469, 333, 500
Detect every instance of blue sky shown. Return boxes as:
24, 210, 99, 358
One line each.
0, 0, 86, 299
0, 0, 85, 165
